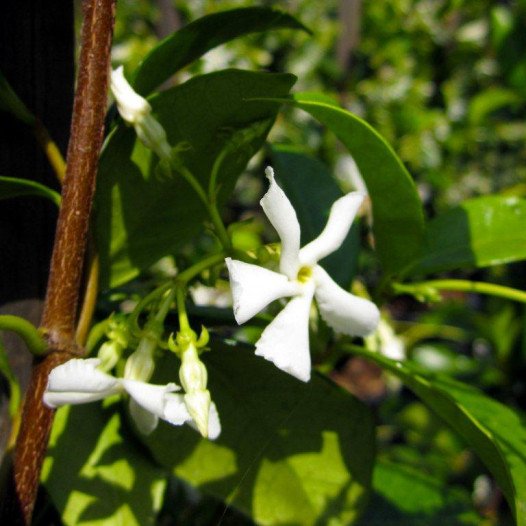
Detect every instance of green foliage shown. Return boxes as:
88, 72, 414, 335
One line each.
0, 175, 60, 206
0, 69, 35, 125
96, 69, 295, 288
42, 404, 166, 526
405, 196, 526, 276
352, 348, 526, 526
132, 7, 309, 96
142, 343, 375, 525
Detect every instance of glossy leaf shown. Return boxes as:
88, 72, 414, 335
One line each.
142, 342, 375, 525
0, 175, 60, 206
290, 93, 425, 275
358, 461, 481, 525
0, 69, 35, 125
95, 70, 295, 288
404, 195, 526, 276
133, 7, 309, 96
352, 347, 526, 526
42, 403, 166, 526
270, 145, 360, 287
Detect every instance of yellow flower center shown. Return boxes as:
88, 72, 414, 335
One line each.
297, 266, 313, 284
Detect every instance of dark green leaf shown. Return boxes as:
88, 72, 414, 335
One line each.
143, 342, 375, 525
358, 460, 481, 525
133, 7, 309, 96
270, 146, 360, 287
404, 195, 526, 276
95, 69, 295, 288
0, 175, 60, 206
290, 93, 425, 275
0, 69, 35, 125
42, 403, 166, 526
351, 347, 526, 526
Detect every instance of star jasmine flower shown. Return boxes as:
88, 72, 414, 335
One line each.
226, 167, 380, 382
43, 358, 221, 440
110, 66, 172, 161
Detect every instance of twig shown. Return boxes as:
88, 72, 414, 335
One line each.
2, 1, 116, 523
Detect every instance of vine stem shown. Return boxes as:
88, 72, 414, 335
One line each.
393, 279, 526, 304
1, 1, 116, 523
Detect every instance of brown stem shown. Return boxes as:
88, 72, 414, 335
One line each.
2, 1, 116, 523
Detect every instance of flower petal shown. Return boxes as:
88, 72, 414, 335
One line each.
225, 257, 299, 324
255, 282, 315, 382
122, 379, 180, 420
43, 359, 120, 408
260, 167, 301, 279
129, 398, 159, 435
299, 192, 365, 266
314, 265, 380, 336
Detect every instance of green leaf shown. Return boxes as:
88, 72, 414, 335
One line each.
0, 69, 35, 125
270, 146, 360, 287
290, 93, 425, 275
0, 175, 60, 206
95, 69, 296, 288
143, 342, 375, 525
358, 460, 481, 525
351, 347, 526, 526
468, 87, 522, 125
404, 195, 526, 276
42, 403, 166, 526
133, 7, 309, 96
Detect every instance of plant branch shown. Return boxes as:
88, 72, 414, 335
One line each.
2, 1, 116, 523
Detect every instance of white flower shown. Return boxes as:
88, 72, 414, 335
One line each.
365, 317, 406, 361
226, 167, 380, 382
110, 66, 172, 161
43, 358, 221, 440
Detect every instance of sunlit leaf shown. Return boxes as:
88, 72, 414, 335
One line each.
42, 403, 166, 526
142, 342, 375, 525
0, 175, 60, 206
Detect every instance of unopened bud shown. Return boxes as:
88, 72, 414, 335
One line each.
184, 390, 211, 438
179, 345, 207, 394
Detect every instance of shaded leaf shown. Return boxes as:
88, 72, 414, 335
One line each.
143, 342, 375, 525
290, 93, 425, 275
0, 69, 35, 125
0, 175, 60, 206
404, 195, 526, 276
42, 403, 166, 526
351, 347, 526, 526
95, 69, 295, 288
133, 7, 309, 96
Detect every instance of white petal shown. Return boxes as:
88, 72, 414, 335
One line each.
260, 167, 301, 279
299, 192, 365, 266
255, 282, 315, 382
163, 395, 192, 426
314, 266, 380, 336
43, 359, 120, 408
122, 379, 179, 419
225, 258, 299, 324
110, 66, 150, 124
129, 398, 159, 435
207, 403, 221, 440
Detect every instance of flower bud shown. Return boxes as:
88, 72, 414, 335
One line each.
179, 345, 207, 394
110, 67, 172, 162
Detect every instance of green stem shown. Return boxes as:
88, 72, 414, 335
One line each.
176, 251, 226, 284
0, 315, 46, 356
179, 166, 231, 250
176, 286, 191, 334
394, 279, 526, 304
129, 282, 172, 335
